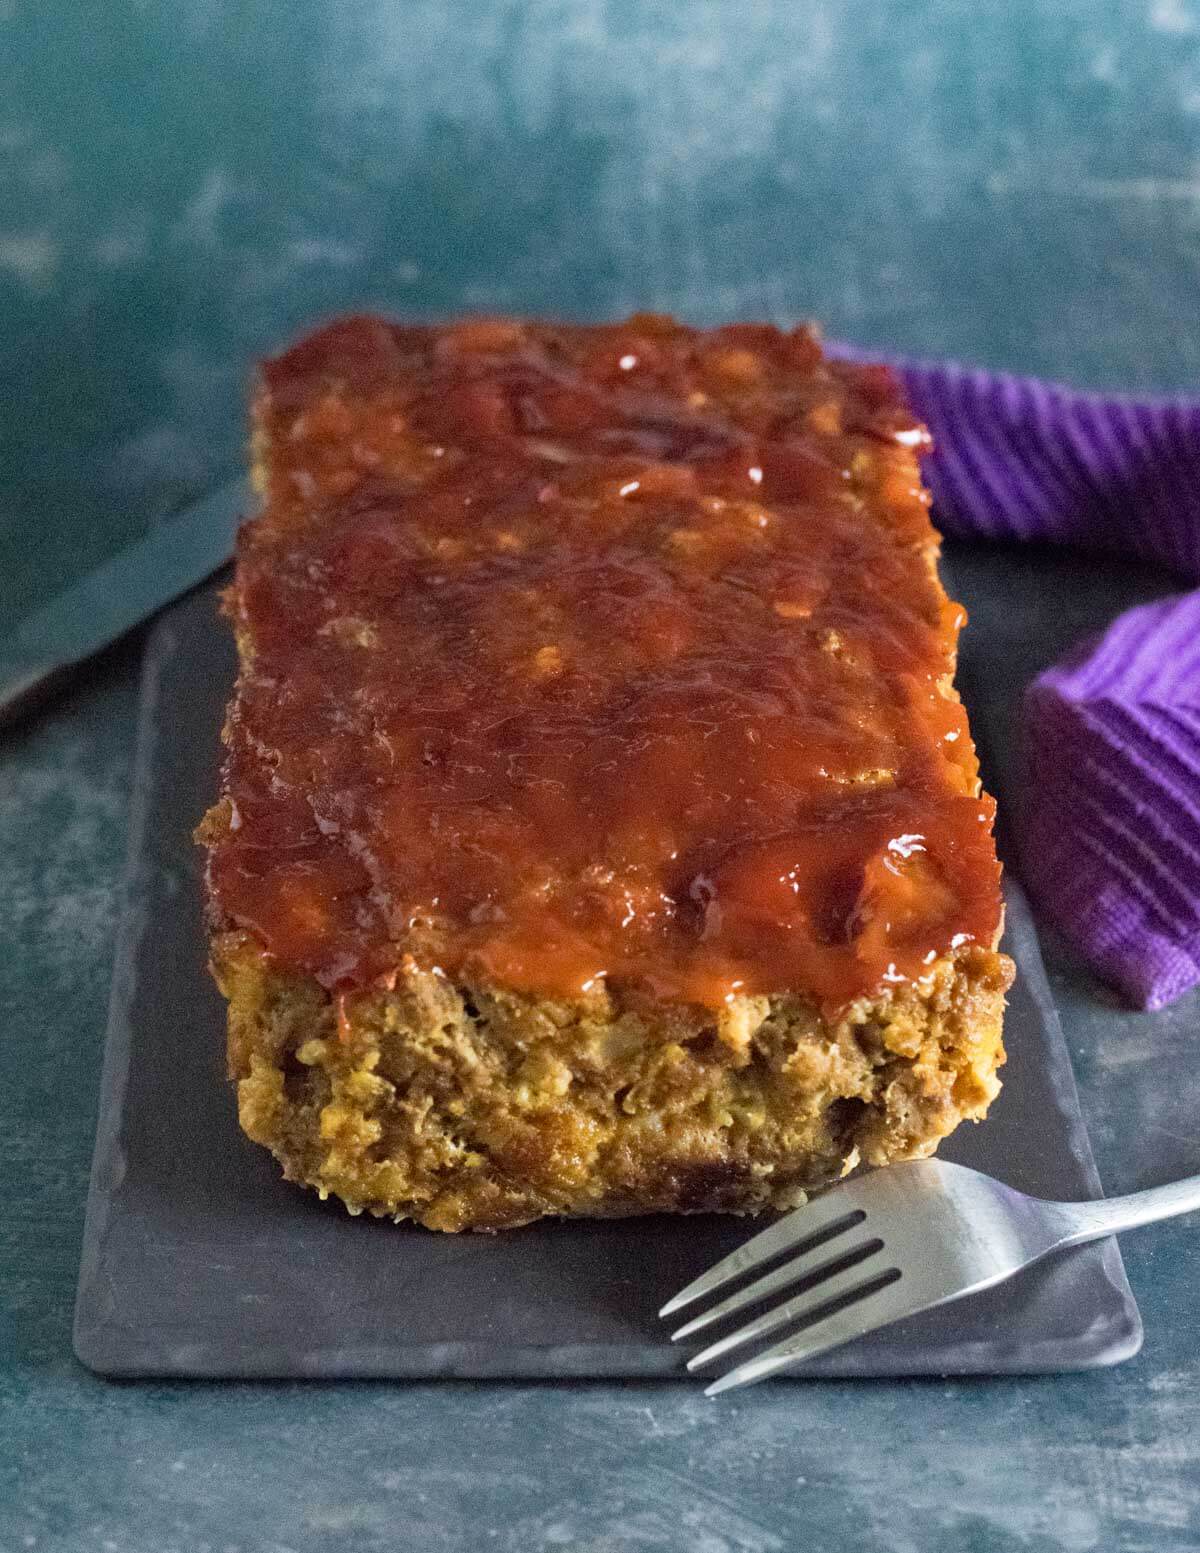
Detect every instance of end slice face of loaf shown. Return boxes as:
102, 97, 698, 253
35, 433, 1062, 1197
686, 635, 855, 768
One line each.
199, 313, 1013, 1231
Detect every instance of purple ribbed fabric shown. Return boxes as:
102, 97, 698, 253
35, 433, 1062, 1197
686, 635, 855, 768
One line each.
1025, 596, 1200, 1009
834, 348, 1200, 580
830, 345, 1200, 1009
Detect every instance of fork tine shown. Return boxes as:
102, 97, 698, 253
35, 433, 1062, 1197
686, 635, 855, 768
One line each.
685, 1249, 893, 1370
658, 1197, 868, 1318
704, 1274, 927, 1396
670, 1235, 884, 1342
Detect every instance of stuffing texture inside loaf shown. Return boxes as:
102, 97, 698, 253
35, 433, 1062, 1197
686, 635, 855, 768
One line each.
213, 934, 1008, 1231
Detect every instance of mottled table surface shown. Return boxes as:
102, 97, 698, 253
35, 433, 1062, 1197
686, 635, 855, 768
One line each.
3, 4, 1200, 1550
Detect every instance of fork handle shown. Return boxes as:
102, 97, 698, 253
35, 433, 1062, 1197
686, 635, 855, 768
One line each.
1053, 1173, 1200, 1247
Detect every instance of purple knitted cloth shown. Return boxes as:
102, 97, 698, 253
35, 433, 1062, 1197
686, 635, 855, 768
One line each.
837, 350, 1200, 1009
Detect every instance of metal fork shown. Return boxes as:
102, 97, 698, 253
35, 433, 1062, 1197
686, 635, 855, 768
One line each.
661, 1158, 1200, 1396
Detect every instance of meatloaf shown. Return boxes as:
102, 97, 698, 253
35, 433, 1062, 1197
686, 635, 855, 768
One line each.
198, 313, 1013, 1231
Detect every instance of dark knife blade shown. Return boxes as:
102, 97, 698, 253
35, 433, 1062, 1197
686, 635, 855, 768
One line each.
0, 478, 247, 729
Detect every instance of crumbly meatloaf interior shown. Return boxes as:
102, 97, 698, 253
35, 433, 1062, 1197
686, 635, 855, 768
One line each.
212, 931, 1008, 1232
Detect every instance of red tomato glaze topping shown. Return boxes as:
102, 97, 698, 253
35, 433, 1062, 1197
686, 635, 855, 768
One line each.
206, 314, 1002, 1015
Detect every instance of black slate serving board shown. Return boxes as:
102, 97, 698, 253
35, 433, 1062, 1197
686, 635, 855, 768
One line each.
74, 571, 1141, 1379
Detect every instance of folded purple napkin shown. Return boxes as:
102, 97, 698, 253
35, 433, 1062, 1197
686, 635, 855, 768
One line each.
837, 349, 1200, 1009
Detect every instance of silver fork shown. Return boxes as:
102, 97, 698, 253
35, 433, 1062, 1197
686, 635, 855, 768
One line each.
661, 1158, 1200, 1396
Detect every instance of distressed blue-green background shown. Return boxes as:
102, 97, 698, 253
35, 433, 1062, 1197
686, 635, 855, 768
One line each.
4, 2, 1200, 1549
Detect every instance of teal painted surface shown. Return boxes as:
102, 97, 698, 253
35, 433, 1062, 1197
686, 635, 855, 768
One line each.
3, 1, 1200, 1548
6, 0, 1200, 629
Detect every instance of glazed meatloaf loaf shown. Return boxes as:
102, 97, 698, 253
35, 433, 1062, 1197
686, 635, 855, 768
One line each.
198, 313, 1013, 1232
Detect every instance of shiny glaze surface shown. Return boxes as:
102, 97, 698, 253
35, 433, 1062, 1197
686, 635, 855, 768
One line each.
206, 314, 1002, 1012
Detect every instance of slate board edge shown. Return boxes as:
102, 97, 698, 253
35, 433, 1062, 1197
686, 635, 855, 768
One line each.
74, 608, 180, 1373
